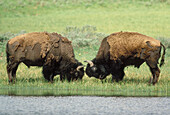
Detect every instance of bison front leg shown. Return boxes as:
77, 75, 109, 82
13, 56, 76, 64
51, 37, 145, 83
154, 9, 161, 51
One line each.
111, 68, 125, 82
60, 75, 72, 82
111, 74, 123, 82
49, 74, 54, 83
66, 76, 71, 82
42, 65, 54, 82
60, 75, 66, 82
111, 74, 118, 82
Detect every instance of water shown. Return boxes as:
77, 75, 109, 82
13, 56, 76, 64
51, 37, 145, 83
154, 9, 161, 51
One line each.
0, 96, 169, 115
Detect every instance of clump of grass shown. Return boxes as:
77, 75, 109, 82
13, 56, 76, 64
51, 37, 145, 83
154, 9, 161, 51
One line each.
63, 25, 106, 47
0, 30, 26, 57
0, 36, 8, 54
157, 37, 170, 48
0, 30, 26, 39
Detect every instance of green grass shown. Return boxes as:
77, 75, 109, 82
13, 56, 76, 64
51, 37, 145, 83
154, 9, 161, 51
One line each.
0, 0, 170, 96
0, 0, 170, 37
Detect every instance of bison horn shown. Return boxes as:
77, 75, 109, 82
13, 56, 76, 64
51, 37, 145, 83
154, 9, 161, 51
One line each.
84, 60, 94, 67
76, 65, 84, 71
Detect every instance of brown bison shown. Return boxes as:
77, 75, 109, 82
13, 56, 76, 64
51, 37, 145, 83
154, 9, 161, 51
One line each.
85, 32, 166, 85
6, 32, 84, 83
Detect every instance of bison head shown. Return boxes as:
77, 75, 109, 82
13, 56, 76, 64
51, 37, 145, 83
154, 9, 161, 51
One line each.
84, 59, 110, 80
65, 62, 84, 81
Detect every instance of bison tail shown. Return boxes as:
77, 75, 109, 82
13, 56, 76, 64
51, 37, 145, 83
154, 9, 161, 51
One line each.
160, 43, 166, 67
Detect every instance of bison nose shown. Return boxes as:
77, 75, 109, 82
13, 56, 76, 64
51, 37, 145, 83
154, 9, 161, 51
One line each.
99, 75, 105, 80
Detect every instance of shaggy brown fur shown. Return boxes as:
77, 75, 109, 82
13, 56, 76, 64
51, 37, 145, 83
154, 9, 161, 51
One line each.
6, 32, 84, 83
108, 32, 160, 60
97, 32, 159, 59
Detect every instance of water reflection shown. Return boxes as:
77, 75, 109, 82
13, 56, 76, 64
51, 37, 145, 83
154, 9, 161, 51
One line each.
0, 88, 169, 97
0, 96, 170, 115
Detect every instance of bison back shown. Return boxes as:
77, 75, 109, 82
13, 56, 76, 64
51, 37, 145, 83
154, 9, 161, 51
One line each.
6, 32, 60, 66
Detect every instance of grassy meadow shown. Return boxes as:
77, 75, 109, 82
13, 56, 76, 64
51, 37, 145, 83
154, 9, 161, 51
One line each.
0, 0, 170, 96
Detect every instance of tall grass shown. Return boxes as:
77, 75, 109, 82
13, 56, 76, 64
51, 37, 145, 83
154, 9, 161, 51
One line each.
0, 60, 169, 96
63, 25, 106, 47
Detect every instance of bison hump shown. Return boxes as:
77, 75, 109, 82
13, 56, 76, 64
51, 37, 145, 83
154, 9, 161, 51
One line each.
61, 37, 71, 43
51, 32, 71, 43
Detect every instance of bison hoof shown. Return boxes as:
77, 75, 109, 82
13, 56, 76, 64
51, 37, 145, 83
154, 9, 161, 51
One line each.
8, 80, 15, 84
48, 80, 54, 84
8, 80, 12, 83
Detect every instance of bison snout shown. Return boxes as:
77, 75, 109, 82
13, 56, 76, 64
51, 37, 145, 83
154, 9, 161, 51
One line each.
99, 75, 106, 80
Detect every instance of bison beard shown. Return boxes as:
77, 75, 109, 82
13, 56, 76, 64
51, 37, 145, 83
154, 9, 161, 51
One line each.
85, 32, 166, 85
6, 32, 84, 83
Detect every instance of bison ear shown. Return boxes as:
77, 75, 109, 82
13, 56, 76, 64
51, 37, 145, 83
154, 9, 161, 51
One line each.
84, 60, 94, 67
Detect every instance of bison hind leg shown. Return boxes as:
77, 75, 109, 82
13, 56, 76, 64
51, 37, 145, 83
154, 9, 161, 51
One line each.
145, 47, 161, 85
7, 64, 12, 83
149, 67, 160, 85
148, 66, 160, 85
12, 63, 19, 82
7, 62, 20, 83
146, 60, 160, 85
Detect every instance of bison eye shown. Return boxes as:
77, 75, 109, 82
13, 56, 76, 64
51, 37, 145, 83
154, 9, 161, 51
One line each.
75, 72, 78, 76
91, 67, 97, 72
